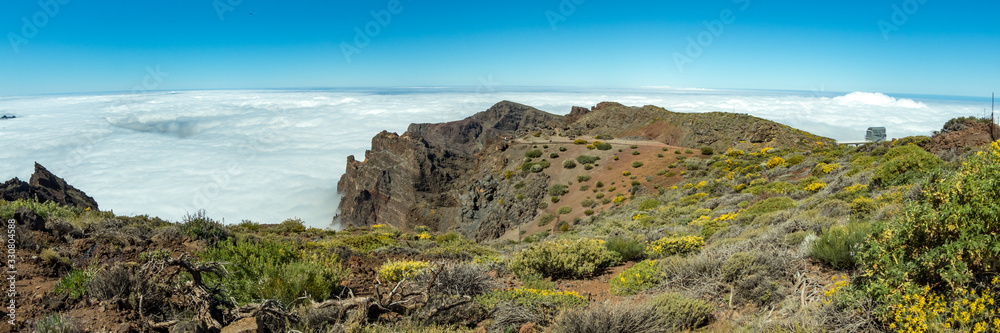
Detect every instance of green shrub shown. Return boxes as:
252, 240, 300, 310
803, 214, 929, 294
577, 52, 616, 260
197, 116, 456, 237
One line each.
331, 232, 398, 253
580, 199, 595, 207
272, 218, 306, 233
652, 293, 715, 330
638, 199, 661, 210
579, 185, 590, 191
577, 174, 591, 182
700, 147, 714, 155
537, 201, 549, 209
551, 196, 560, 203
232, 219, 261, 233
525, 150, 543, 158
610, 259, 661, 295
576, 155, 598, 164
784, 231, 812, 247
872, 144, 942, 187
786, 154, 806, 166
549, 152, 560, 158
548, 184, 569, 196
521, 230, 549, 243
34, 313, 82, 333
594, 142, 613, 150
631, 151, 640, 156
55, 269, 93, 299
605, 236, 645, 261
559, 221, 571, 232
180, 210, 231, 246
538, 214, 555, 226
809, 221, 869, 269
562, 159, 577, 169
507, 239, 620, 279
555, 301, 667, 333
559, 146, 567, 152
557, 206, 572, 215
435, 232, 464, 244
201, 237, 348, 305
632, 161, 644, 168
742, 196, 797, 221
574, 139, 588, 145
720, 251, 781, 305
584, 209, 594, 216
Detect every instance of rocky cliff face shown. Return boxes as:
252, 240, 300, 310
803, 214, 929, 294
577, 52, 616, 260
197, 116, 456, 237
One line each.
336, 101, 563, 232
0, 163, 99, 210
457, 173, 548, 242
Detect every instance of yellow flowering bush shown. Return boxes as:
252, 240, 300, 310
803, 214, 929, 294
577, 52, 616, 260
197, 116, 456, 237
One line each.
473, 254, 505, 267
646, 235, 704, 258
507, 238, 620, 279
475, 287, 586, 309
850, 197, 876, 215
766, 156, 786, 168
725, 148, 745, 157
714, 212, 739, 222
824, 275, 850, 305
805, 182, 827, 192
694, 181, 707, 189
844, 184, 868, 193
813, 163, 841, 176
623, 171, 631, 176
610, 259, 664, 295
888, 281, 1000, 333
417, 232, 433, 240
377, 260, 431, 283
859, 140, 1000, 329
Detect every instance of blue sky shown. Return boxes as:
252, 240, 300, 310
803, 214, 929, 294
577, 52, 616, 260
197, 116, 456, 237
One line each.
0, 0, 997, 97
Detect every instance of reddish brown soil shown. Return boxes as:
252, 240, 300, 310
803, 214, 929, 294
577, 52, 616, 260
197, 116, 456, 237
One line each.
501, 135, 699, 240
926, 121, 999, 155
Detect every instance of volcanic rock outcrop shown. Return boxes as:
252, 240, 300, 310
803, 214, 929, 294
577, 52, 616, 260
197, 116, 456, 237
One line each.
0, 162, 99, 210
336, 101, 563, 235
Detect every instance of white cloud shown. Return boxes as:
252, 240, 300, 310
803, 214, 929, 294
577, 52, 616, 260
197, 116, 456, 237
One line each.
831, 92, 928, 109
0, 89, 985, 228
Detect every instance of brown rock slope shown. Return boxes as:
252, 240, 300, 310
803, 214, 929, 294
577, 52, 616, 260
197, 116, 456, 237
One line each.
337, 101, 835, 240
567, 102, 835, 151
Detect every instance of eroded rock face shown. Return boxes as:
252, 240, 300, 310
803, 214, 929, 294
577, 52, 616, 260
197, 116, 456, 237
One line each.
336, 101, 562, 233
457, 173, 548, 242
0, 163, 98, 210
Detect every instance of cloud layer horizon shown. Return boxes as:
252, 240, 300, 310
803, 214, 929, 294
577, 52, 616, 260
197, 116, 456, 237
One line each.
0, 88, 988, 228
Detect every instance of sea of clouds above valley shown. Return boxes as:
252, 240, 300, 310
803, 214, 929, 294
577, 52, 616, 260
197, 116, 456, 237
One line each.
0, 88, 988, 228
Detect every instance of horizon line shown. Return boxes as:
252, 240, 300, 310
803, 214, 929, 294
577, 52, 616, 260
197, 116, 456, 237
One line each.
0, 85, 992, 102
